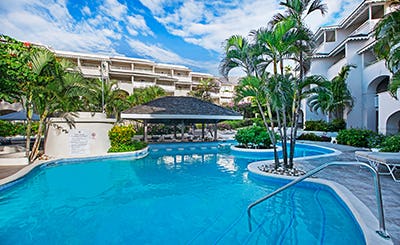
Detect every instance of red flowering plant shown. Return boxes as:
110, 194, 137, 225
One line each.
0, 35, 37, 101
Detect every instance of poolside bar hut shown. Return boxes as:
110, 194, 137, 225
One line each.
121, 96, 243, 142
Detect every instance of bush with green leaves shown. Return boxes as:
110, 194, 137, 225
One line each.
336, 128, 376, 147
235, 126, 272, 148
304, 120, 328, 131
108, 140, 147, 153
108, 125, 147, 152
305, 119, 346, 132
0, 120, 39, 136
367, 133, 386, 148
297, 133, 331, 142
327, 119, 346, 131
380, 135, 400, 152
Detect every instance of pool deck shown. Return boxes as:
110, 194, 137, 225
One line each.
0, 141, 398, 244
295, 141, 399, 245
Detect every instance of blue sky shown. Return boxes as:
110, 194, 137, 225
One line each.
0, 0, 361, 75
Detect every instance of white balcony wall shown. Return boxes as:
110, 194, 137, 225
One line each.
81, 67, 101, 77
327, 57, 347, 79
173, 76, 191, 83
132, 81, 155, 88
174, 90, 189, 96
363, 60, 390, 87
157, 85, 175, 93
117, 83, 133, 94
378, 91, 400, 134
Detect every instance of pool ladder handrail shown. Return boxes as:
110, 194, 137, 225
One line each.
247, 161, 391, 240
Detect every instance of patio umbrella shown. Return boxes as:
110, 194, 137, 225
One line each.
0, 110, 40, 121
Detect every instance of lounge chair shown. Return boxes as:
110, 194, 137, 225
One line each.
355, 151, 400, 182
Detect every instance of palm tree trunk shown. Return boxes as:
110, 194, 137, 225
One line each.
30, 109, 48, 161
25, 96, 33, 163
289, 51, 304, 169
257, 101, 280, 167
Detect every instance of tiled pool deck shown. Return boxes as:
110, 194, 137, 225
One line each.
0, 141, 398, 243
295, 141, 399, 244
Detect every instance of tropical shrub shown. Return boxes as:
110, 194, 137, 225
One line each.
380, 135, 400, 152
297, 133, 331, 142
304, 120, 328, 131
0, 120, 39, 136
336, 129, 376, 147
223, 119, 253, 129
367, 133, 386, 148
108, 125, 147, 153
108, 141, 147, 153
217, 122, 232, 130
235, 126, 272, 148
305, 119, 346, 132
327, 119, 346, 131
108, 125, 136, 147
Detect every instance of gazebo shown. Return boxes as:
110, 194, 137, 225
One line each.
121, 96, 243, 142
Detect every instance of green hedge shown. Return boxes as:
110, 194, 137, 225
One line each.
297, 133, 331, 142
336, 128, 376, 147
108, 125, 147, 152
235, 125, 272, 148
380, 135, 400, 152
304, 119, 346, 132
108, 141, 147, 153
0, 120, 39, 137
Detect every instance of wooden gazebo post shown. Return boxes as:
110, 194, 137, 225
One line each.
201, 123, 205, 140
213, 122, 218, 141
143, 120, 148, 142
181, 121, 185, 141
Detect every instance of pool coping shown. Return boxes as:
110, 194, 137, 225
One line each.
0, 147, 149, 188
248, 157, 393, 245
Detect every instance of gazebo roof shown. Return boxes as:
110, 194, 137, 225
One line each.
121, 96, 242, 124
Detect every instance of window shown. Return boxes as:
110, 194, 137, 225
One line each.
325, 30, 336, 42
371, 5, 384, 19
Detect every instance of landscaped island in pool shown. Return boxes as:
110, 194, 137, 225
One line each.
0, 142, 370, 244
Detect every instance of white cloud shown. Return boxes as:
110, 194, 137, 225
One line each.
82, 6, 91, 16
99, 0, 127, 20
142, 0, 363, 53
126, 15, 154, 36
127, 39, 217, 72
0, 0, 120, 55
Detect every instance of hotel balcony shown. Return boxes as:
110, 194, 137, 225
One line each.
80, 66, 101, 77
363, 60, 389, 84
327, 57, 347, 79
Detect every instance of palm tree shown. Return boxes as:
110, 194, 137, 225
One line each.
307, 64, 355, 120
374, 3, 400, 96
270, 0, 327, 167
219, 35, 258, 77
28, 49, 93, 161
189, 78, 220, 102
235, 75, 280, 165
127, 85, 166, 106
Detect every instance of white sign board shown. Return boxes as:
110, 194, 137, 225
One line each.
69, 129, 90, 155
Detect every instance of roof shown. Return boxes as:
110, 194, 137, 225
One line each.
121, 96, 242, 124
0, 110, 39, 121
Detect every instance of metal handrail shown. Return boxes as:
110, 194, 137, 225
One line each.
247, 161, 390, 239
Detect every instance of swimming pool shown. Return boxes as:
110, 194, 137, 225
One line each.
0, 142, 365, 244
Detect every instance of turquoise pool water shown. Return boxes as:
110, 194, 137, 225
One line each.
0, 142, 364, 244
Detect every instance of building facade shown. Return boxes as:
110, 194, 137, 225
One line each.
54, 50, 236, 106
304, 0, 400, 134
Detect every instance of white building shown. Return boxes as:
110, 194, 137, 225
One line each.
304, 0, 400, 134
54, 50, 236, 106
